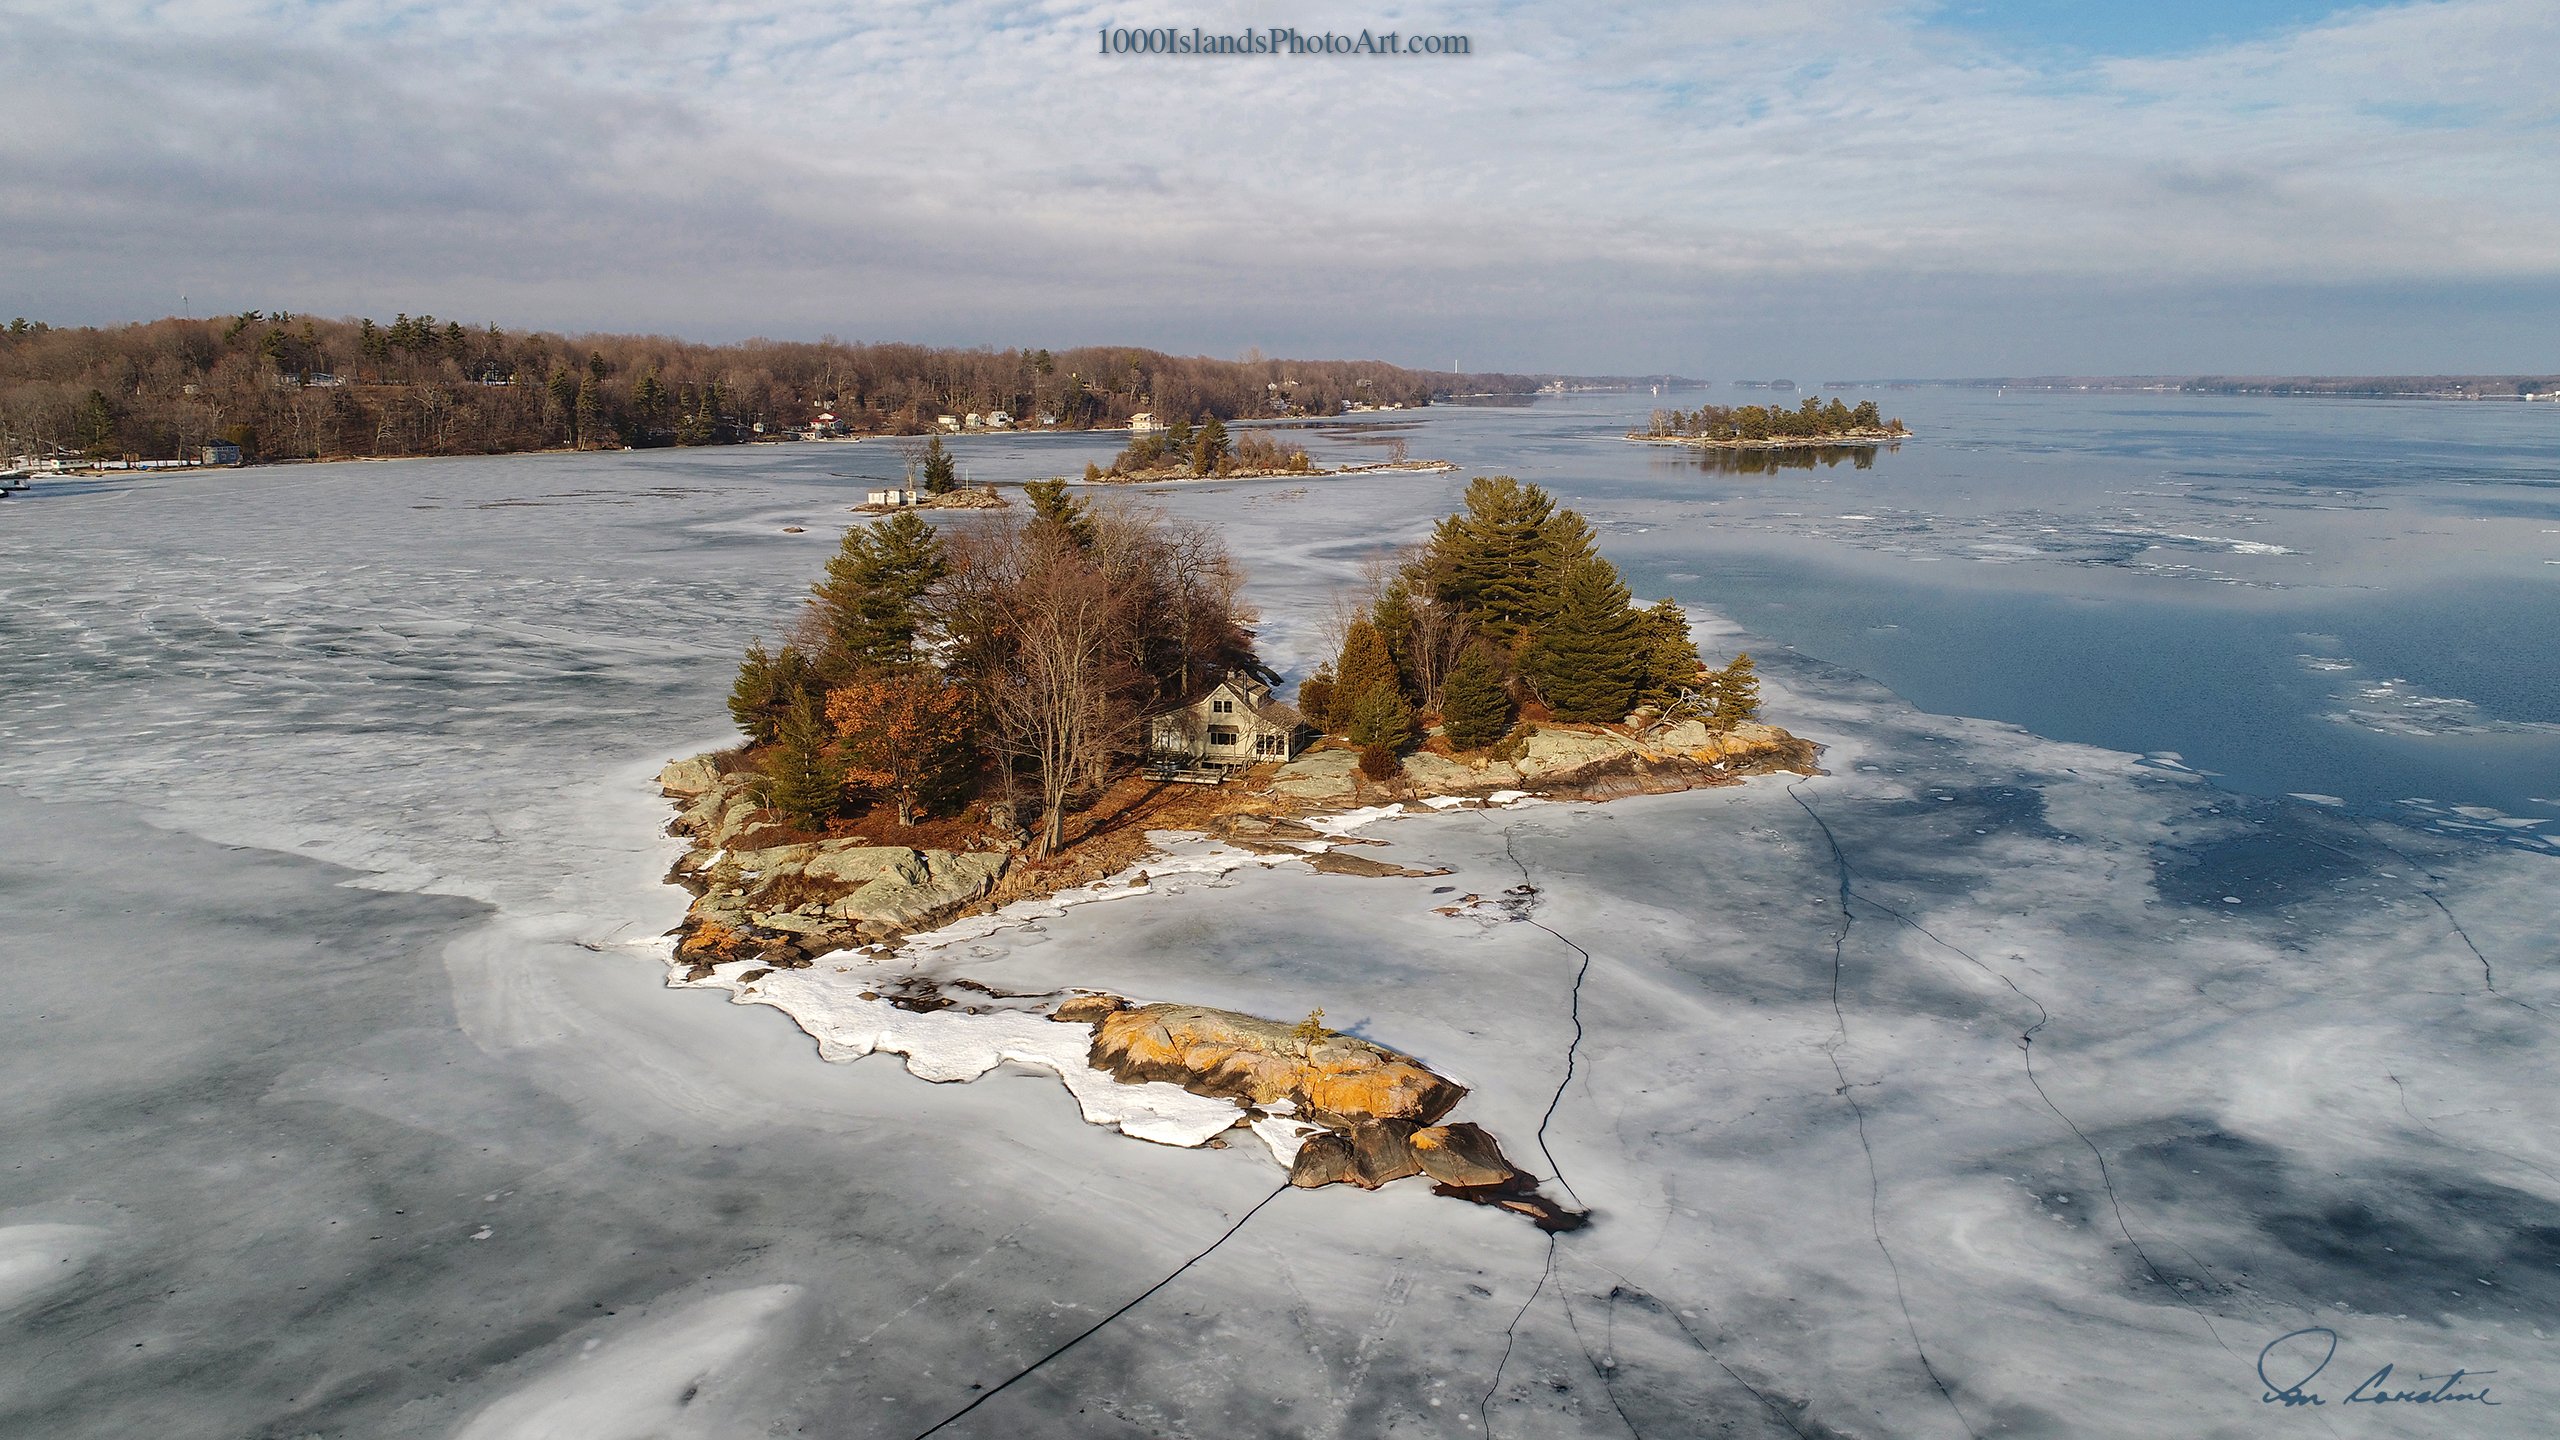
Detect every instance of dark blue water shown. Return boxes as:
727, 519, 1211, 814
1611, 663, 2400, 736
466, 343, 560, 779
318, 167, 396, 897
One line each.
1401, 389, 2560, 840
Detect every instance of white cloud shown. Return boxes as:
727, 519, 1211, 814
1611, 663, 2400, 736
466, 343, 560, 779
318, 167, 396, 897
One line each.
5, 0, 2556, 370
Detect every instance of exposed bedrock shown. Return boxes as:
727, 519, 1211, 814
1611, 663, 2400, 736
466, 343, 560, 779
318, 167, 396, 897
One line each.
1063, 995, 1585, 1226
1083, 1001, 1466, 1129
659, 756, 1010, 961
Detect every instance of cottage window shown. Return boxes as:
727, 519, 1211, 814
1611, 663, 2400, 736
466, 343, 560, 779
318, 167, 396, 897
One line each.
1256, 734, 1286, 757
1211, 699, 1235, 714
1208, 726, 1240, 747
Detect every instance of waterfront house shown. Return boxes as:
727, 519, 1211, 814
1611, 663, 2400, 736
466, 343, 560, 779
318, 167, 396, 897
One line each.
1147, 675, 1307, 767
864, 484, 917, 507
202, 441, 242, 466
1128, 412, 1161, 434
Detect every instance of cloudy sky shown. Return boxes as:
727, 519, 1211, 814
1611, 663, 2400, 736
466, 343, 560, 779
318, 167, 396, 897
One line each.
7, 0, 2557, 374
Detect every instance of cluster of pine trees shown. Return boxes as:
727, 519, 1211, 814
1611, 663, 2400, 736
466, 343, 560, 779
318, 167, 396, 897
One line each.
727, 484, 1262, 855
1642, 396, 1903, 443
1088, 416, 1316, 480
1298, 477, 1760, 773
0, 310, 1536, 466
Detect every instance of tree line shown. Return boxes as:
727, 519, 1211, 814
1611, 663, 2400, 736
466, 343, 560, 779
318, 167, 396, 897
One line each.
1300, 477, 1759, 776
1641, 396, 1903, 443
726, 483, 1260, 856
0, 311, 1541, 466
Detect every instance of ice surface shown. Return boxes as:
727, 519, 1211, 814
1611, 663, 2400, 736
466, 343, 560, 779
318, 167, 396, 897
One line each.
450, 1284, 802, 1440
2, 419, 2555, 1438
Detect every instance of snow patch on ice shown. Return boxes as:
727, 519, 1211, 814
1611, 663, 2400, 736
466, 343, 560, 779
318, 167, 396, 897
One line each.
451, 1284, 800, 1440
0, 1224, 106, 1313
699, 965, 1244, 1148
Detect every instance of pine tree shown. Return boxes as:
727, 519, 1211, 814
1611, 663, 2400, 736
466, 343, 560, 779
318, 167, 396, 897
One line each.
809, 512, 947, 679
1024, 478, 1095, 548
1633, 598, 1704, 705
1328, 619, 1400, 730
1371, 581, 1419, 690
763, 696, 842, 828
1295, 668, 1336, 733
1709, 653, 1760, 729
1522, 556, 1645, 722
1347, 685, 1416, 751
729, 641, 817, 742
573, 377, 603, 447
921, 434, 959, 493
1424, 476, 1596, 645
74, 389, 117, 458
1426, 476, 1555, 643
1191, 416, 1229, 475
1438, 646, 1515, 750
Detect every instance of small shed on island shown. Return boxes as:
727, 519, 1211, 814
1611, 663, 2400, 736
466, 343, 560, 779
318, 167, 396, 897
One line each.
1148, 675, 1307, 767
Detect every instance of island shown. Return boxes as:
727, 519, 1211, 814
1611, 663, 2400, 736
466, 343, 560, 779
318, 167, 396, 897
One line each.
659, 474, 1816, 1221
1069, 415, 1457, 484
1629, 395, 1907, 448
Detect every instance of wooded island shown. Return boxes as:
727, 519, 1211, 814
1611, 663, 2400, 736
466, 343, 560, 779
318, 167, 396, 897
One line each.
1633, 395, 1907, 447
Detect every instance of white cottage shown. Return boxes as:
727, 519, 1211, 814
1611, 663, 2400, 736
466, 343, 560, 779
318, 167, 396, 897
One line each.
1148, 675, 1307, 767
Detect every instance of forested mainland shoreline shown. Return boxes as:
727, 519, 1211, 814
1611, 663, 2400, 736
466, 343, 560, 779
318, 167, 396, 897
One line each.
0, 311, 1545, 467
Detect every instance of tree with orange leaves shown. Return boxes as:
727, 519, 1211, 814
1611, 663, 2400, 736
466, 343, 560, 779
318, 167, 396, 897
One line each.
824, 674, 977, 826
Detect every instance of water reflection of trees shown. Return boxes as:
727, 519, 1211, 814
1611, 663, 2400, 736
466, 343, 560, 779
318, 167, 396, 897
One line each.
1687, 443, 1885, 475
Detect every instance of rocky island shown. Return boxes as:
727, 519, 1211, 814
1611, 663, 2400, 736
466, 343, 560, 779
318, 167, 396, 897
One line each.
665, 471, 1815, 1221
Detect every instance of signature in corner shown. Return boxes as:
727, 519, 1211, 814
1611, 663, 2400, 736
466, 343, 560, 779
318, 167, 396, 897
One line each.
2258, 1327, 2501, 1408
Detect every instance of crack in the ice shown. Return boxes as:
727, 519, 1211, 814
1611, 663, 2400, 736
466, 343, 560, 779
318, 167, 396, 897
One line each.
1583, 1264, 1823, 1439
2339, 819, 2545, 1019
1477, 1233, 1559, 1440
1789, 786, 1979, 1440
1492, 819, 1593, 1210
907, 1183, 1289, 1439
1798, 788, 2243, 1361
1558, 1271, 1647, 1439
1472, 817, 1605, 1438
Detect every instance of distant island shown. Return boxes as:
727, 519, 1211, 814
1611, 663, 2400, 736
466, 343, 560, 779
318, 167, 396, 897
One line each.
0, 310, 1562, 471
1629, 395, 1907, 448
1069, 417, 1455, 483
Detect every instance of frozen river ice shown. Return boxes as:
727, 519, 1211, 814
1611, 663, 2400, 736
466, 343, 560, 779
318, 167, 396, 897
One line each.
1, 399, 2554, 1437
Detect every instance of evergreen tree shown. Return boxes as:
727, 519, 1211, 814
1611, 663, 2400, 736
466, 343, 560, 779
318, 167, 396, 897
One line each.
809, 512, 947, 678
920, 434, 959, 493
1346, 685, 1416, 752
1709, 653, 1760, 729
74, 389, 117, 458
1371, 581, 1420, 690
1522, 556, 1646, 722
1328, 618, 1400, 731
1191, 416, 1229, 475
729, 641, 817, 742
1438, 646, 1515, 750
762, 696, 842, 828
573, 377, 603, 447
1423, 476, 1593, 644
1633, 598, 1704, 704
1295, 668, 1336, 733
1024, 477, 1095, 548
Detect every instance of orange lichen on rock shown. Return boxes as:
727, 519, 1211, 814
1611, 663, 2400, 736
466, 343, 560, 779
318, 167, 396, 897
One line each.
1084, 1002, 1466, 1129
